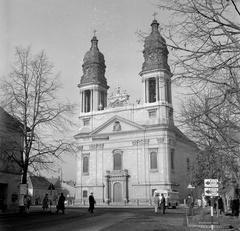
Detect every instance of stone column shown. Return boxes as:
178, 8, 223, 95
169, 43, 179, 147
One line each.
79, 91, 83, 113
146, 79, 149, 103
105, 171, 110, 203
142, 78, 146, 103
156, 77, 159, 102
123, 169, 129, 201
91, 89, 93, 111
83, 91, 86, 112
159, 76, 165, 102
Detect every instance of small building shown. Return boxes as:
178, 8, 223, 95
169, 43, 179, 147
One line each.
28, 176, 60, 205
0, 107, 23, 212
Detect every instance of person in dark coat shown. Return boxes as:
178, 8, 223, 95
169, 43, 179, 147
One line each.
186, 195, 194, 216
232, 196, 239, 217
88, 192, 96, 213
160, 194, 166, 214
56, 193, 65, 214
218, 196, 224, 214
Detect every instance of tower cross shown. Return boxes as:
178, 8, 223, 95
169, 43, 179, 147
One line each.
153, 12, 157, 20
93, 29, 97, 37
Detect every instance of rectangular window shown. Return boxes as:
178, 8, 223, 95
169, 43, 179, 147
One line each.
148, 109, 157, 118
171, 149, 175, 170
113, 153, 122, 170
83, 190, 88, 198
150, 152, 158, 169
83, 119, 90, 126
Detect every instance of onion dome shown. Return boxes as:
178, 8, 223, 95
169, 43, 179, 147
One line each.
141, 19, 170, 73
79, 36, 108, 87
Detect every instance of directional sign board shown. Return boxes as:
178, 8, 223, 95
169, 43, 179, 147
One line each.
204, 187, 219, 196
204, 179, 218, 188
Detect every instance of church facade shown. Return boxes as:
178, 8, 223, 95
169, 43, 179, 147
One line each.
74, 19, 198, 205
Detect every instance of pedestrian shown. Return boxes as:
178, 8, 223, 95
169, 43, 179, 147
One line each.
160, 193, 166, 214
197, 198, 202, 208
186, 195, 194, 216
42, 194, 49, 212
56, 193, 66, 214
88, 192, 96, 213
24, 195, 31, 213
232, 196, 239, 217
153, 193, 160, 214
218, 196, 224, 214
0, 195, 5, 213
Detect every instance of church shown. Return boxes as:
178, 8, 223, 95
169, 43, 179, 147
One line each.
74, 18, 198, 205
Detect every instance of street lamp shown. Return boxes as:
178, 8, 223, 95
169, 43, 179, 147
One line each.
187, 184, 195, 204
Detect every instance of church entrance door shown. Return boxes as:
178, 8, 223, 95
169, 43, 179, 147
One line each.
113, 182, 122, 202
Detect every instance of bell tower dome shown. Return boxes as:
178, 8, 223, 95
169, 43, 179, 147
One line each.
139, 17, 173, 124
78, 31, 109, 114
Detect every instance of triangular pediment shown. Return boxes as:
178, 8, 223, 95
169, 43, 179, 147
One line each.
91, 115, 144, 137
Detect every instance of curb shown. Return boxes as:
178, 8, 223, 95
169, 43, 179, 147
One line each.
188, 223, 232, 229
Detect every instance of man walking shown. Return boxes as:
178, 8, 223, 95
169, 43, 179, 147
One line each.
88, 192, 96, 213
56, 193, 65, 214
160, 193, 166, 214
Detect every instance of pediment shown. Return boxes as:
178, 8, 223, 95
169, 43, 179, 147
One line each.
91, 115, 144, 137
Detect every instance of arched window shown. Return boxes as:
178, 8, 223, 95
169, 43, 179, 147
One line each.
150, 152, 157, 169
149, 78, 156, 103
83, 156, 89, 173
84, 90, 91, 112
113, 153, 122, 170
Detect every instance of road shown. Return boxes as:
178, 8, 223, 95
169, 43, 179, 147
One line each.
0, 205, 206, 231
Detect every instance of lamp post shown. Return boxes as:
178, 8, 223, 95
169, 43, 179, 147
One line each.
58, 168, 62, 191
187, 184, 195, 204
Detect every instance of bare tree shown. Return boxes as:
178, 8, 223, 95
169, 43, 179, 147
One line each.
157, 0, 240, 89
180, 88, 240, 195
0, 46, 77, 185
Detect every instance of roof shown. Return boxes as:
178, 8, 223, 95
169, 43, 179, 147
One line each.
29, 176, 51, 189
0, 106, 23, 132
47, 177, 61, 188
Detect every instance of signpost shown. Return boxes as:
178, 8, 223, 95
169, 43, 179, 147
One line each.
204, 179, 219, 189
204, 179, 219, 230
204, 188, 219, 197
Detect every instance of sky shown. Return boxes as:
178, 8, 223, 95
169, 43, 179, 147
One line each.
0, 0, 178, 181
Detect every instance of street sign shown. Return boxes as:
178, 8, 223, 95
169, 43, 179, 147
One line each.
204, 187, 219, 196
19, 184, 28, 195
204, 179, 218, 188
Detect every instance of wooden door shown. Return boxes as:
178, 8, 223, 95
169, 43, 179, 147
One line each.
113, 182, 122, 202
